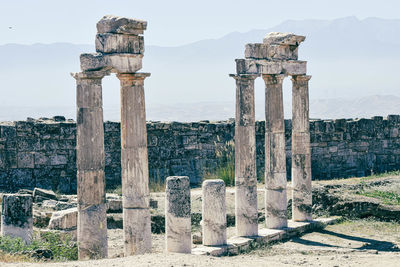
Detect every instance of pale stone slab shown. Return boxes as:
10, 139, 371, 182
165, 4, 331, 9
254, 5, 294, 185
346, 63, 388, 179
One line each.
263, 32, 305, 46
165, 176, 191, 253
1, 194, 33, 244
236, 59, 307, 75
48, 207, 77, 230
106, 54, 143, 73
80, 53, 143, 73
97, 15, 147, 35
245, 43, 298, 60
202, 179, 226, 246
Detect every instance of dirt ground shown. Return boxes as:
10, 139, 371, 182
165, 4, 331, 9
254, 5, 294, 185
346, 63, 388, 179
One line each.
2, 219, 400, 267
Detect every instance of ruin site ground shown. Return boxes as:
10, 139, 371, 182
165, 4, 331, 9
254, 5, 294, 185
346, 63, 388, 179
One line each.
1, 173, 399, 266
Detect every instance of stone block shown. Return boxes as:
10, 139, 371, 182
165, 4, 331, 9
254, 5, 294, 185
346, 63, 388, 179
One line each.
96, 33, 144, 54
263, 32, 305, 46
17, 152, 34, 168
106, 53, 143, 73
165, 176, 191, 253
80, 53, 108, 71
33, 188, 57, 201
1, 194, 33, 244
97, 15, 147, 35
245, 43, 298, 60
235, 59, 307, 75
48, 207, 77, 230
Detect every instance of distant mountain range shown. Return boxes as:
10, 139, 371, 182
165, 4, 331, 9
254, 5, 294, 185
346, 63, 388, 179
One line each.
0, 16, 399, 121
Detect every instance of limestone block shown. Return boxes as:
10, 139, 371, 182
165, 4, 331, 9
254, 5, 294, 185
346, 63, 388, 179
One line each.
263, 32, 305, 46
80, 53, 107, 72
165, 176, 191, 253
106, 199, 122, 213
202, 179, 226, 246
96, 33, 144, 54
97, 15, 147, 35
123, 208, 151, 255
77, 204, 108, 259
106, 54, 143, 73
236, 59, 307, 75
245, 43, 298, 60
1, 194, 33, 244
33, 188, 57, 201
48, 207, 77, 230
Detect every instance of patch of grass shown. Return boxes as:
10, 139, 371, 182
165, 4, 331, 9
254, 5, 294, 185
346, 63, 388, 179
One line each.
149, 176, 166, 192
0, 231, 77, 262
360, 170, 400, 182
357, 190, 400, 205
203, 140, 235, 186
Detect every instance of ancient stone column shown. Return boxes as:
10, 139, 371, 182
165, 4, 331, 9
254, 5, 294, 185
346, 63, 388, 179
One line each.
165, 176, 191, 253
117, 72, 152, 255
291, 75, 312, 221
202, 179, 226, 246
72, 70, 108, 260
230, 74, 258, 237
262, 74, 288, 229
1, 194, 33, 244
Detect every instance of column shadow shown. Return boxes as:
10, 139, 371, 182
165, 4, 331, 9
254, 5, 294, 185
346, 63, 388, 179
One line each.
289, 229, 400, 252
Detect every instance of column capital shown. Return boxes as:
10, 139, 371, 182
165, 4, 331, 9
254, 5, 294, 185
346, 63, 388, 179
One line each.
261, 74, 285, 85
71, 69, 110, 80
229, 73, 259, 81
117, 72, 151, 82
291, 75, 312, 84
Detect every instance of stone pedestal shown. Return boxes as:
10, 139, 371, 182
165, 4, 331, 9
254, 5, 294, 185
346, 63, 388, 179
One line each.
1, 194, 33, 244
165, 176, 191, 253
291, 75, 312, 221
262, 74, 288, 229
230, 74, 258, 237
117, 72, 152, 255
202, 179, 226, 246
72, 70, 108, 260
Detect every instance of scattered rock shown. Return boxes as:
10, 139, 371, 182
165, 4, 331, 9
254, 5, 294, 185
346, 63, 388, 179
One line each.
48, 208, 77, 230
106, 199, 122, 213
33, 188, 57, 202
192, 232, 202, 244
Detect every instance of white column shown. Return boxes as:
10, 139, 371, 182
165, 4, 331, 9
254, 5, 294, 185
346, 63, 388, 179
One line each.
117, 72, 152, 255
231, 74, 258, 237
291, 75, 312, 221
262, 74, 288, 229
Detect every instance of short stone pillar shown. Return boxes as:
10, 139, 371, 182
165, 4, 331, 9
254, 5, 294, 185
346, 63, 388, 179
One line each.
202, 179, 226, 246
165, 176, 191, 253
230, 74, 258, 237
1, 194, 33, 244
72, 70, 109, 260
117, 72, 152, 255
262, 74, 288, 229
291, 75, 312, 221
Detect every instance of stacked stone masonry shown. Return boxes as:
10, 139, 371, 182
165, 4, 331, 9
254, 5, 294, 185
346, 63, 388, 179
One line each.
0, 116, 399, 194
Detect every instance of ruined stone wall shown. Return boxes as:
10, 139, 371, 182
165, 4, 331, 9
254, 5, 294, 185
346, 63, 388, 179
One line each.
0, 115, 399, 194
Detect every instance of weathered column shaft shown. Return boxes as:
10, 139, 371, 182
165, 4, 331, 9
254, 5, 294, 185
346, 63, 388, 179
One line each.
231, 74, 258, 237
291, 75, 312, 221
73, 70, 108, 260
1, 194, 33, 244
165, 176, 191, 253
202, 179, 226, 246
117, 73, 152, 255
263, 74, 288, 229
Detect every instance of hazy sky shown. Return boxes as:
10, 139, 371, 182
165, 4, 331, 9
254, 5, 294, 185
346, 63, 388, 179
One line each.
1, 0, 399, 46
